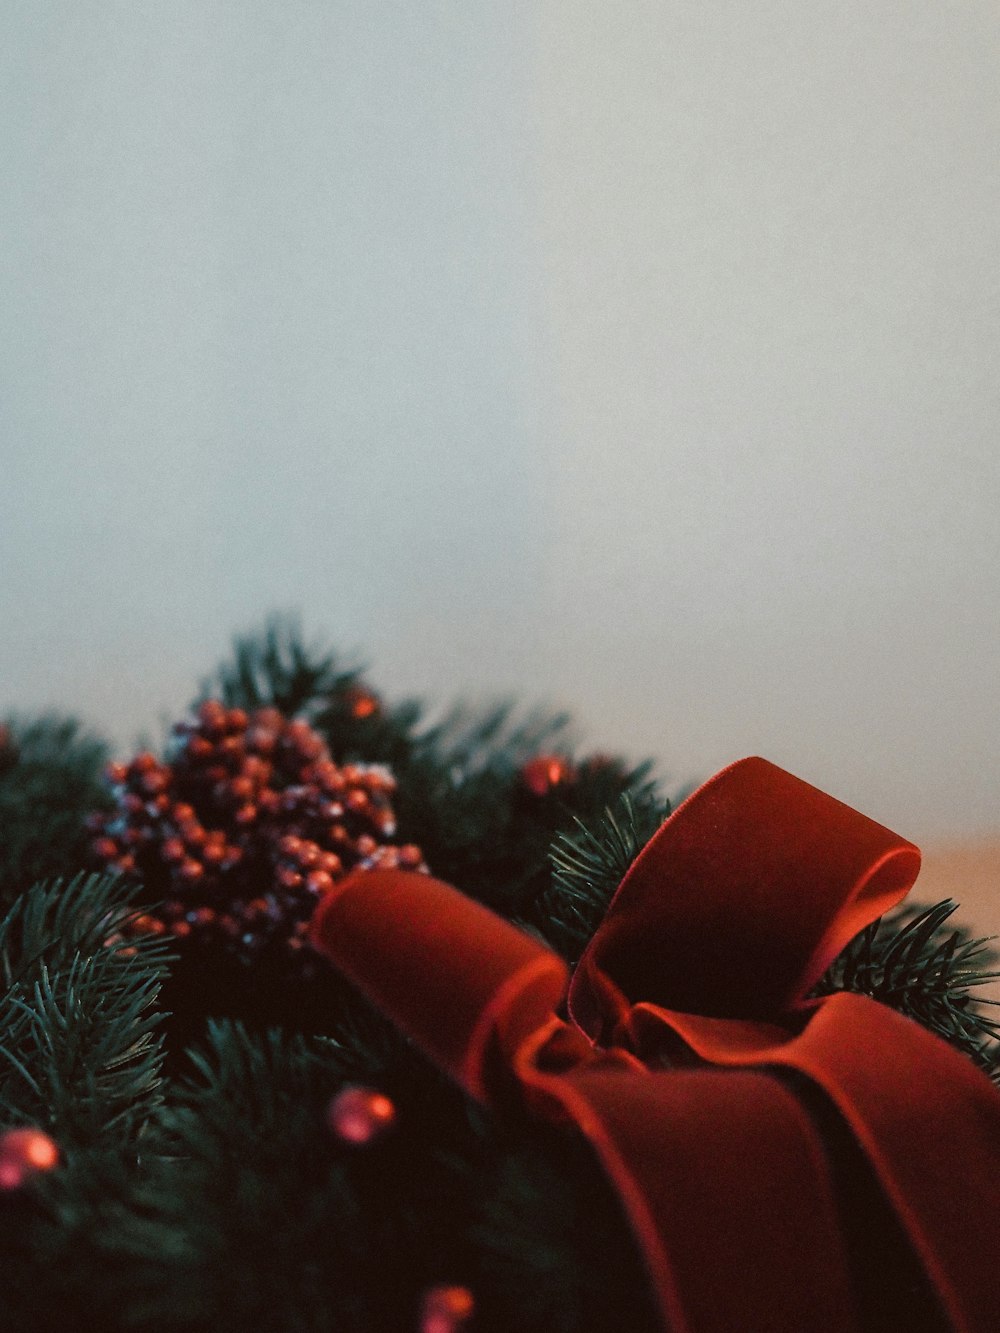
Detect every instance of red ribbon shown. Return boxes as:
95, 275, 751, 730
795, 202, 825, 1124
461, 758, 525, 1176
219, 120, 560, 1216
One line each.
310, 757, 1000, 1332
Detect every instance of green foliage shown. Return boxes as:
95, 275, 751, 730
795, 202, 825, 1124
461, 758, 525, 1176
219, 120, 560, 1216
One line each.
817, 899, 1000, 1076
41, 1019, 524, 1333
470, 1130, 660, 1333
0, 873, 171, 1148
201, 615, 357, 718
0, 715, 110, 908
517, 795, 668, 962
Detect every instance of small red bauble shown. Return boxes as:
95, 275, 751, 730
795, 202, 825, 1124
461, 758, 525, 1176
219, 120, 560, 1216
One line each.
0, 1127, 59, 1191
326, 1086, 397, 1145
344, 685, 381, 720
520, 755, 576, 798
419, 1285, 475, 1333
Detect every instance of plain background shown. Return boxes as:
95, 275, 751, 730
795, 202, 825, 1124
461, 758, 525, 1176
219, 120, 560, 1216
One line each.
2, 4, 998, 941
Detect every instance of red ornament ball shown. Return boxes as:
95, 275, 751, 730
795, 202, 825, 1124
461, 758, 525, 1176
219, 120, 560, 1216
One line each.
326, 1085, 397, 1145
87, 702, 426, 972
0, 1127, 59, 1191
343, 685, 381, 720
520, 754, 577, 798
419, 1285, 475, 1333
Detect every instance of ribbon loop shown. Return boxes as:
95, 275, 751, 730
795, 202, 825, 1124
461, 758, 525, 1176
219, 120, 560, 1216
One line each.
568, 756, 921, 1034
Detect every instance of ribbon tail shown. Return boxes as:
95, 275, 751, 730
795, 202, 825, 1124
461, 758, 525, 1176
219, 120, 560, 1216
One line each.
649, 995, 1000, 1333
517, 1057, 861, 1333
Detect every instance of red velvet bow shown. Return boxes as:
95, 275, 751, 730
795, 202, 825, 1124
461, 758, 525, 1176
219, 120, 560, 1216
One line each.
310, 757, 1000, 1332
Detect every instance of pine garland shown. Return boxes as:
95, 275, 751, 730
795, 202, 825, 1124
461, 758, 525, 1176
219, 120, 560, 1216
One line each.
0, 620, 995, 1330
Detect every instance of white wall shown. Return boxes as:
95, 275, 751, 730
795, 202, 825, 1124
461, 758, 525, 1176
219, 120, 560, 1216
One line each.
2, 3, 999, 841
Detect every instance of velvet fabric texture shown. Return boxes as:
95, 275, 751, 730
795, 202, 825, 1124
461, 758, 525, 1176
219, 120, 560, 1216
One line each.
310, 757, 1000, 1332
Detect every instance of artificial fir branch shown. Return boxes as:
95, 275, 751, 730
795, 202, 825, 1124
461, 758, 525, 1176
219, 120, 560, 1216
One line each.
0, 716, 109, 908
0, 873, 171, 1146
519, 795, 668, 963
111, 1020, 497, 1333
201, 615, 358, 718
816, 899, 1000, 1076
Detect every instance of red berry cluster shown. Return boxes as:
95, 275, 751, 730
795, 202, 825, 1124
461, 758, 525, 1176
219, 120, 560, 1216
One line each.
88, 701, 424, 970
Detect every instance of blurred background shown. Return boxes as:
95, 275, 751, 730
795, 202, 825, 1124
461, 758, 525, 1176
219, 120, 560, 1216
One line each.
2, 4, 998, 924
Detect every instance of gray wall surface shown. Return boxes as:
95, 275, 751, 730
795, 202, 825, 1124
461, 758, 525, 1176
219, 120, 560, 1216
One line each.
2, 3, 999, 842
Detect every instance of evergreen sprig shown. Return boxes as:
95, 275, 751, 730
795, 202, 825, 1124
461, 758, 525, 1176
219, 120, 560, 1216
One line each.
0, 873, 172, 1147
519, 795, 668, 962
817, 899, 1000, 1075
0, 715, 109, 907
202, 615, 359, 718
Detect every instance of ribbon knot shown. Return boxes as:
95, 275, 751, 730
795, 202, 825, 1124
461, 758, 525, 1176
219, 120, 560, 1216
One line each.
311, 757, 1000, 1333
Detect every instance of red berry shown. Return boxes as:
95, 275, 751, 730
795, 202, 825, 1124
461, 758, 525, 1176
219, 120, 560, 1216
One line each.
229, 776, 254, 802
306, 870, 334, 896
198, 701, 227, 735
245, 726, 277, 755
162, 837, 185, 862
179, 821, 206, 848
296, 842, 321, 869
